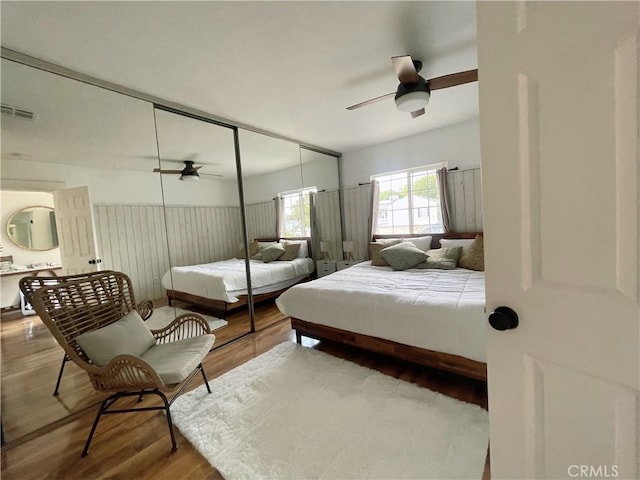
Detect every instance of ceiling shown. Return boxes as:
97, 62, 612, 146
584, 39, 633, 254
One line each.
0, 1, 478, 155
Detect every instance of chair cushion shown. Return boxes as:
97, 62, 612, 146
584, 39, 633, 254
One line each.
75, 310, 157, 366
140, 334, 215, 385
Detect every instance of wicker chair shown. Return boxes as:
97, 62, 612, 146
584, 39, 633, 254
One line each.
29, 270, 215, 457
20, 272, 154, 396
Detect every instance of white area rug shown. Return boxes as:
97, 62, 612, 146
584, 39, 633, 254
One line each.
172, 342, 489, 479
146, 306, 227, 332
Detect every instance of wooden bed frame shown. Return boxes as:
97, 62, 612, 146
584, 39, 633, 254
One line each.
166, 237, 313, 318
166, 285, 304, 318
291, 232, 487, 381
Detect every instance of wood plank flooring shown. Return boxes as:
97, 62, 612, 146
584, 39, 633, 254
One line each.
1, 302, 489, 479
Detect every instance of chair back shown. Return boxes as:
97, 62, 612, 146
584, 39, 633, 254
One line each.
30, 271, 138, 367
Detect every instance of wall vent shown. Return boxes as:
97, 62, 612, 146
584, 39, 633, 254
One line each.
1, 104, 37, 120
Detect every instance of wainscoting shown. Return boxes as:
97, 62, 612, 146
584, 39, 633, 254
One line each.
342, 167, 483, 260
449, 168, 483, 232
93, 204, 242, 302
245, 201, 276, 241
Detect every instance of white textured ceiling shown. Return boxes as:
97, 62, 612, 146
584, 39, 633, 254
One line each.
0, 1, 478, 155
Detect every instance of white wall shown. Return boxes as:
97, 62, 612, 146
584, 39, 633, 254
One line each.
243, 164, 302, 204
1, 158, 240, 206
340, 118, 481, 186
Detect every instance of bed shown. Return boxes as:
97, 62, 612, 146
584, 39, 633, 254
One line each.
162, 238, 314, 317
276, 233, 487, 380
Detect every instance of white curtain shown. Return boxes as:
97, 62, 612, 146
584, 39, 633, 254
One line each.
368, 180, 380, 240
308, 191, 320, 260
274, 196, 284, 238
436, 167, 453, 233
367, 180, 380, 258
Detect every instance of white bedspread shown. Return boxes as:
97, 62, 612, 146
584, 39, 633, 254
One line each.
162, 258, 314, 303
276, 261, 487, 362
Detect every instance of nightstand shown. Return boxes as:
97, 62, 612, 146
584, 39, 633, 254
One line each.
336, 260, 362, 271
316, 260, 337, 278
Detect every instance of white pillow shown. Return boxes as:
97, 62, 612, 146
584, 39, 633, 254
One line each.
402, 236, 432, 253
439, 238, 476, 256
75, 310, 156, 366
279, 239, 308, 258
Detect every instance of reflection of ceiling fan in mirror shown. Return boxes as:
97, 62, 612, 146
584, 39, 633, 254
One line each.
346, 55, 478, 118
153, 160, 223, 181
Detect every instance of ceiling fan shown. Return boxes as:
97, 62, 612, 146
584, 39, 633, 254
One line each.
346, 55, 478, 118
153, 160, 223, 181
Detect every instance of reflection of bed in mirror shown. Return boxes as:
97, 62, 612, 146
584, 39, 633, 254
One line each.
162, 238, 314, 317
277, 233, 487, 380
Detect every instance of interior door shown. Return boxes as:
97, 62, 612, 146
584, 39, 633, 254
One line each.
478, 3, 639, 479
53, 186, 101, 274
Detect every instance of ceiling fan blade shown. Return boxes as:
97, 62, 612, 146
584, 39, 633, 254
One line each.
153, 168, 183, 174
392, 55, 419, 83
346, 92, 395, 111
194, 165, 203, 170
201, 173, 223, 178
410, 108, 425, 118
428, 69, 478, 90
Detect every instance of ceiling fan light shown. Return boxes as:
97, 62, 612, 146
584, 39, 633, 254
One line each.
179, 172, 199, 181
395, 91, 430, 112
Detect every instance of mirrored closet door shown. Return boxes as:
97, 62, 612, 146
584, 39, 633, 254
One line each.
0, 58, 164, 442
238, 131, 344, 331
154, 108, 252, 347
300, 148, 343, 265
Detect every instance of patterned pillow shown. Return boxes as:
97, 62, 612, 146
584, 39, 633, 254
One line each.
237, 240, 259, 259
369, 239, 402, 266
379, 242, 427, 271
458, 235, 484, 271
279, 242, 301, 261
261, 243, 285, 263
427, 246, 463, 264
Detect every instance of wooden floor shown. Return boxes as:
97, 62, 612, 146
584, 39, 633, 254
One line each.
0, 299, 284, 443
1, 303, 489, 480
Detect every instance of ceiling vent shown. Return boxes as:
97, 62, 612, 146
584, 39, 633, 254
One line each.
1, 104, 37, 120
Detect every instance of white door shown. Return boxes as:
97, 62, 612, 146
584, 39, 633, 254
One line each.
478, 2, 639, 479
53, 186, 101, 274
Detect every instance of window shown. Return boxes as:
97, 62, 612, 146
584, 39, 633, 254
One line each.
280, 187, 316, 237
373, 164, 445, 235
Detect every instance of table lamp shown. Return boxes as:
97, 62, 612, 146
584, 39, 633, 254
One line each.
320, 241, 331, 261
343, 241, 355, 263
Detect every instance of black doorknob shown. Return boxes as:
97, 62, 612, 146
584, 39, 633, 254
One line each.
488, 306, 519, 331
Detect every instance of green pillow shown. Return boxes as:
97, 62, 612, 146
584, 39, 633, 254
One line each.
427, 246, 463, 263
260, 243, 285, 263
379, 242, 427, 271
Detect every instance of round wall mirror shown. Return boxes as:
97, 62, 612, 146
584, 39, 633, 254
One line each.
7, 206, 59, 251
